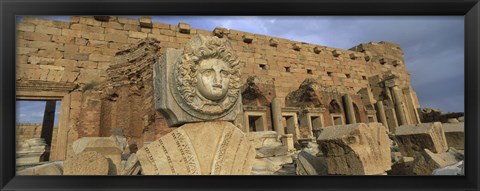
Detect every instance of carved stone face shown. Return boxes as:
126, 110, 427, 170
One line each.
196, 58, 230, 101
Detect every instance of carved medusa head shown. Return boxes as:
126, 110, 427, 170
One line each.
174, 35, 241, 115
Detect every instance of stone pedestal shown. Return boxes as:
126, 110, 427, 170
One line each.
137, 121, 255, 175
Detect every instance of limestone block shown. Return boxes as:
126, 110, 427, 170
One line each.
256, 144, 288, 158
295, 150, 328, 175
280, 134, 295, 152
313, 46, 322, 54
317, 123, 391, 175
269, 38, 278, 47
213, 27, 228, 38
63, 151, 109, 175
72, 137, 123, 175
247, 131, 279, 149
16, 161, 63, 175
251, 158, 282, 175
395, 122, 448, 157
137, 121, 255, 175
292, 43, 301, 51
408, 148, 464, 175
243, 34, 254, 43
178, 22, 190, 34
442, 122, 464, 150
139, 16, 153, 28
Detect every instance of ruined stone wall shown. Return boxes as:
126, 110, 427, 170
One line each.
15, 16, 419, 159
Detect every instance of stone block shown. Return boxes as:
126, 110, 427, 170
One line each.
72, 137, 123, 175
247, 131, 279, 149
63, 151, 109, 175
408, 148, 464, 175
395, 122, 448, 157
35, 25, 62, 35
16, 161, 63, 175
16, 23, 36, 32
23, 31, 51, 42
139, 17, 153, 28
317, 123, 391, 175
243, 34, 254, 43
295, 150, 328, 175
178, 22, 190, 34
137, 121, 255, 175
269, 38, 279, 47
442, 122, 464, 150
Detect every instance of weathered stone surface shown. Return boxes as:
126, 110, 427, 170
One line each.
246, 131, 279, 149
72, 137, 123, 175
432, 160, 464, 175
317, 123, 391, 175
63, 151, 109, 175
408, 148, 464, 175
295, 150, 328, 175
395, 122, 448, 157
16, 138, 47, 165
154, 35, 242, 126
16, 161, 63, 175
120, 153, 141, 175
388, 157, 414, 175
442, 122, 464, 150
137, 121, 255, 175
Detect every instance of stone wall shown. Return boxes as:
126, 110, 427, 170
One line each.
15, 16, 421, 160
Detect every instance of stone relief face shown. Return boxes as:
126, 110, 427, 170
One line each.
196, 59, 230, 101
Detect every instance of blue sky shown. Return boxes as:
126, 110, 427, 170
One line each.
16, 16, 464, 124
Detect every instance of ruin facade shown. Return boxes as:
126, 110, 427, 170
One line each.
16, 16, 423, 161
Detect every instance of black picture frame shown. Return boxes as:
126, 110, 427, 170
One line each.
1, 0, 479, 190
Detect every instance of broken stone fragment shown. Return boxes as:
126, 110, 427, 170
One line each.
137, 121, 255, 175
72, 137, 123, 175
408, 148, 464, 175
317, 123, 391, 175
295, 150, 328, 175
442, 122, 464, 150
16, 161, 63, 175
63, 151, 109, 175
394, 122, 448, 157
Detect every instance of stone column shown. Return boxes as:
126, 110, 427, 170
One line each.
271, 98, 285, 136
342, 94, 356, 124
41, 100, 56, 161
50, 94, 71, 161
391, 87, 408, 126
375, 101, 389, 130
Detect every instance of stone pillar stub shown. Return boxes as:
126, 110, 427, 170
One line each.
375, 101, 389, 131
154, 35, 242, 127
271, 98, 285, 136
342, 94, 356, 124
